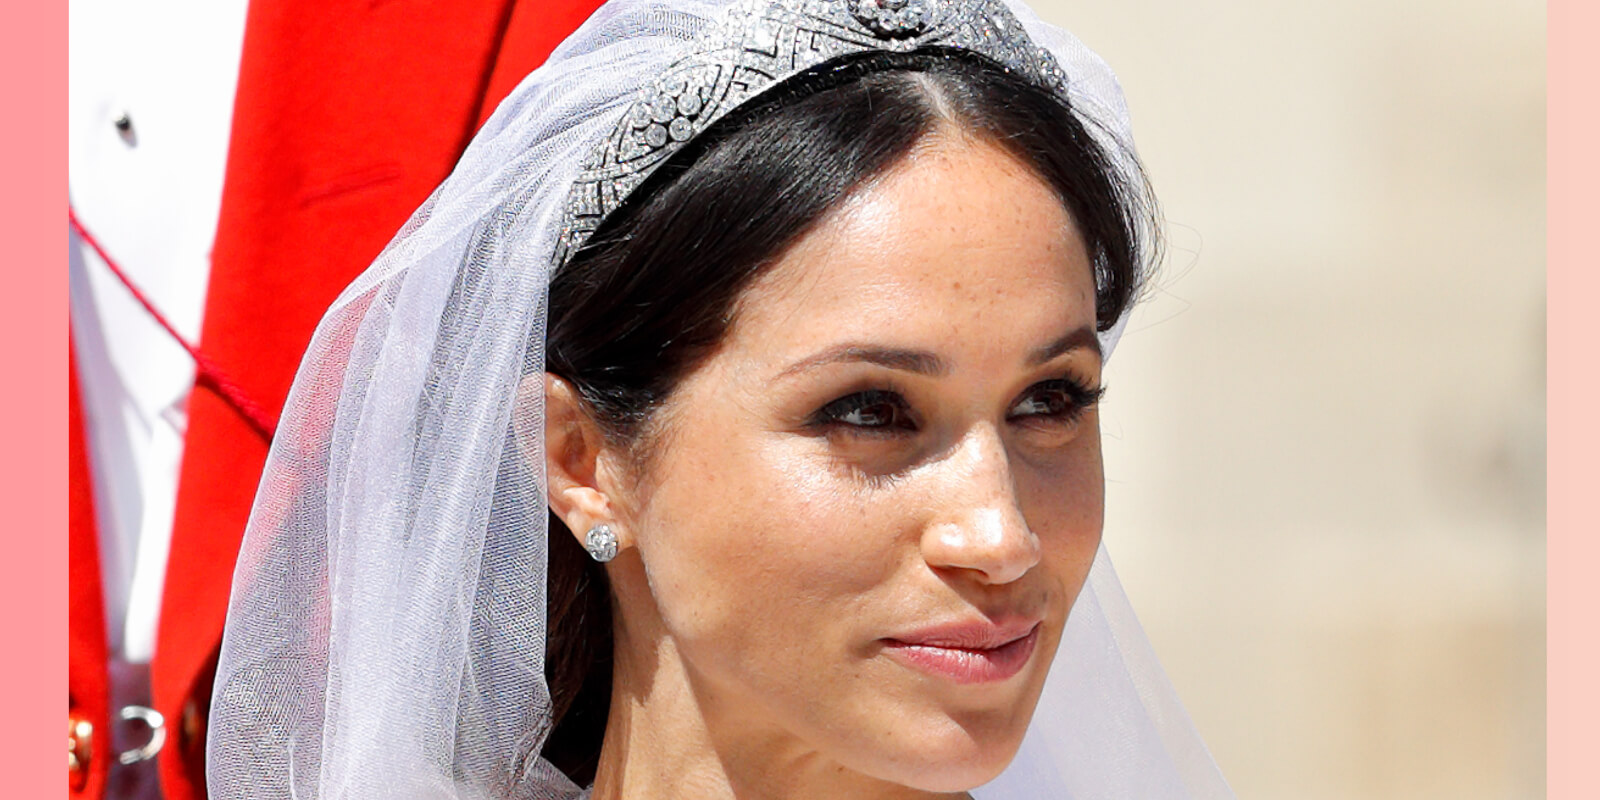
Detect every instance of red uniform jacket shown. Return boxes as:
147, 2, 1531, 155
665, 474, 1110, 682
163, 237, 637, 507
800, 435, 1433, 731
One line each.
68, 1, 603, 796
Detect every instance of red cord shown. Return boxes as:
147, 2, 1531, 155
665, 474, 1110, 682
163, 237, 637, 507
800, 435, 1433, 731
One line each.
68, 206, 279, 440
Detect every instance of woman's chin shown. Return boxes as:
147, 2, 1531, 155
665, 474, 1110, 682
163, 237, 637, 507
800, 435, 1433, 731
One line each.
856, 714, 1030, 794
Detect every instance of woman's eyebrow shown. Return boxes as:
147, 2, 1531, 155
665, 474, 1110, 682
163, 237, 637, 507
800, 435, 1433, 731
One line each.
776, 326, 1101, 380
1028, 325, 1102, 365
776, 344, 948, 379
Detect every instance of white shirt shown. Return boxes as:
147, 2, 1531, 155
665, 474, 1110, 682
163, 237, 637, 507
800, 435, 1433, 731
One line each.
68, 0, 250, 665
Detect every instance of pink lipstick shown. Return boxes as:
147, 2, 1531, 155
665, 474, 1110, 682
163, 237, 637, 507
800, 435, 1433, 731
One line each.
882, 619, 1040, 684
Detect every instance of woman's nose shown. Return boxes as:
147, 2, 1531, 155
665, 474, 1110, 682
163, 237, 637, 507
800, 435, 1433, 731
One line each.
918, 429, 1040, 585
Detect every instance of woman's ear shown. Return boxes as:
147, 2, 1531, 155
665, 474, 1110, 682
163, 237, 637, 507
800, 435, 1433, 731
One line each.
519, 373, 630, 553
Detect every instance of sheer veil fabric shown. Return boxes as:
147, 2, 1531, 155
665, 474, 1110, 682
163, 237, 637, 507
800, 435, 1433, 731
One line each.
205, 0, 1233, 797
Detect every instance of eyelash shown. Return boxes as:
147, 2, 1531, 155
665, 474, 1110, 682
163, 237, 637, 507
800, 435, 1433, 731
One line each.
811, 389, 918, 434
807, 378, 1105, 435
1008, 378, 1107, 427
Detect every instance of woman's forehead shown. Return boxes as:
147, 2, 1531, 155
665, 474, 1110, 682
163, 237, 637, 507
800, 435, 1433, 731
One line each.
724, 136, 1097, 363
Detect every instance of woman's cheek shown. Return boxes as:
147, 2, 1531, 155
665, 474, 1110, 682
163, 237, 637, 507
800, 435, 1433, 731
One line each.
649, 439, 898, 663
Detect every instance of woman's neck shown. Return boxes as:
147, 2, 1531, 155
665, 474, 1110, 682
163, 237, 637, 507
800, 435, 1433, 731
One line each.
587, 624, 969, 800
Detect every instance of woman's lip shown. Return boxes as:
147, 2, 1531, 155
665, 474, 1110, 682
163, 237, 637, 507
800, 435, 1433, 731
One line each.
887, 618, 1041, 650
881, 622, 1041, 685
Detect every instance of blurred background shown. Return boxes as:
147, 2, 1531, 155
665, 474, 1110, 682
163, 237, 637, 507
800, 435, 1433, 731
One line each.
1027, 0, 1546, 797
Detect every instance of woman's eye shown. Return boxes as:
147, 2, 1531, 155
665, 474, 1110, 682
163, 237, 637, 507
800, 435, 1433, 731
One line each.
812, 390, 916, 432
1007, 379, 1104, 424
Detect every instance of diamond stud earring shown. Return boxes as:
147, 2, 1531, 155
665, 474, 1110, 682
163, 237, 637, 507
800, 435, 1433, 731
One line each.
584, 524, 618, 563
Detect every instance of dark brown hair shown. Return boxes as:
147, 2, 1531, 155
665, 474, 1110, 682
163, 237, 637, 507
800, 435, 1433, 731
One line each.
538, 49, 1157, 784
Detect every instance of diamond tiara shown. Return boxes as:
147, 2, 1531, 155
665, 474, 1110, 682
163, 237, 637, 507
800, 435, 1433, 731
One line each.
552, 0, 1070, 268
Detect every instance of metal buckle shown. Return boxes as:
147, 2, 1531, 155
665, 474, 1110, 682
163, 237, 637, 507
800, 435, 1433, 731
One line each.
116, 705, 166, 765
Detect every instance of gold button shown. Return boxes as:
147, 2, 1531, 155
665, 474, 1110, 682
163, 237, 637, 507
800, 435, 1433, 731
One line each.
68, 716, 93, 791
181, 698, 204, 750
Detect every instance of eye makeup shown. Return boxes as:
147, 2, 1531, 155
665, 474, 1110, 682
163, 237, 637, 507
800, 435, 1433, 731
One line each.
808, 389, 919, 435
802, 372, 1103, 439
1005, 377, 1105, 426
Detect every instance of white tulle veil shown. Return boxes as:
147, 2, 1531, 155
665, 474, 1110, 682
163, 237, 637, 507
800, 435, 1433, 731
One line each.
205, 0, 1233, 797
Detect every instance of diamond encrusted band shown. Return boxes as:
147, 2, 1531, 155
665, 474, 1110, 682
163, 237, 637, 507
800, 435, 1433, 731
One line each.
553, 0, 1069, 268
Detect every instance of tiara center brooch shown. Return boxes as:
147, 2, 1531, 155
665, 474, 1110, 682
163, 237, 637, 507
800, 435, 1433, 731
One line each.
849, 0, 931, 38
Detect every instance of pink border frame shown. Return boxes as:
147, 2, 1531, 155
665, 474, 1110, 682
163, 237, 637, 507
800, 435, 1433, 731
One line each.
1547, 0, 1597, 797
7, 0, 67, 796
15, 1, 1588, 796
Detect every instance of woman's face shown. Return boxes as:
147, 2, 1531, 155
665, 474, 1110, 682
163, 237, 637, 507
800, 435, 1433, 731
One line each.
608, 132, 1104, 792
